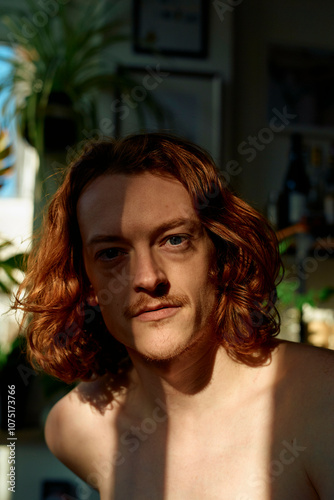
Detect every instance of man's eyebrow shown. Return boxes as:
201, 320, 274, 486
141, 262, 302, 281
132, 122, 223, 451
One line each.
86, 217, 202, 247
86, 234, 124, 247
150, 217, 202, 239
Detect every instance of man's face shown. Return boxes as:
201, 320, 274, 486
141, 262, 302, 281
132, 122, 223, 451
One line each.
77, 172, 218, 362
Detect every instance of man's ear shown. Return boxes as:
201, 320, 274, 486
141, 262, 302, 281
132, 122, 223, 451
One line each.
86, 286, 99, 306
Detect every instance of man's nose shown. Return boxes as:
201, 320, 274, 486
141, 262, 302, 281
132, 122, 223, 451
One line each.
132, 249, 168, 293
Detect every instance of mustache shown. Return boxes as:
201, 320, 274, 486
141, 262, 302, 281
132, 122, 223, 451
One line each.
124, 294, 190, 319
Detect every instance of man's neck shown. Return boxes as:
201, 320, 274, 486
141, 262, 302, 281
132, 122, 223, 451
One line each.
125, 338, 247, 421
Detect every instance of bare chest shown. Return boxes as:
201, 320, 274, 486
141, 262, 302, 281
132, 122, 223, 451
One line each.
93, 412, 315, 500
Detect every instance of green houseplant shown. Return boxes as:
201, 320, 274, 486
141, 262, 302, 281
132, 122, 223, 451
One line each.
0, 0, 164, 217
0, 0, 165, 224
0, 237, 26, 392
277, 237, 334, 344
277, 237, 334, 311
0, 0, 130, 152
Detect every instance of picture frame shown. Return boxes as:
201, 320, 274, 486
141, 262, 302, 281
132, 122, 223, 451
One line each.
133, 0, 208, 58
114, 67, 224, 165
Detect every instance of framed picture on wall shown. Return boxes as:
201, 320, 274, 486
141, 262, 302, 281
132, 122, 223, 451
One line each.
133, 0, 209, 58
114, 67, 224, 165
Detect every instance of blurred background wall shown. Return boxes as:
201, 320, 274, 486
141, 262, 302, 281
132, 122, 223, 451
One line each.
233, 0, 334, 210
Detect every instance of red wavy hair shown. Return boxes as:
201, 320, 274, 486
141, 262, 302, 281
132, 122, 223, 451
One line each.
14, 133, 282, 383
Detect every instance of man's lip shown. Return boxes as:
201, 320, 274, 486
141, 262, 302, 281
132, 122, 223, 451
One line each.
133, 304, 180, 317
133, 305, 181, 322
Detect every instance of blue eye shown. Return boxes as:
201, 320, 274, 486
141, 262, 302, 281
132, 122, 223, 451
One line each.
168, 236, 183, 246
166, 235, 188, 247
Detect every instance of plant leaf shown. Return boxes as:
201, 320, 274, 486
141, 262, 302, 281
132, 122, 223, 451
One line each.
2, 253, 26, 271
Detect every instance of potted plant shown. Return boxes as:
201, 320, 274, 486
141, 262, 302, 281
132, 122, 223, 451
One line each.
0, 0, 131, 148
0, 0, 161, 217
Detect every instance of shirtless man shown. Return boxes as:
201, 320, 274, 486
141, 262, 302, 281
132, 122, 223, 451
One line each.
15, 133, 334, 499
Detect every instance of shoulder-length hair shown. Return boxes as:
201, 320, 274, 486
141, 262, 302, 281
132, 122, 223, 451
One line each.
14, 133, 282, 383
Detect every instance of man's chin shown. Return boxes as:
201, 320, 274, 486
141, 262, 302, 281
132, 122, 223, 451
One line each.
127, 332, 208, 366
127, 344, 186, 365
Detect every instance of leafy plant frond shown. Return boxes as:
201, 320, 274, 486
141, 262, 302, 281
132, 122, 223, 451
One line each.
0, 239, 27, 295
2, 253, 26, 272
0, 0, 134, 148
277, 235, 334, 312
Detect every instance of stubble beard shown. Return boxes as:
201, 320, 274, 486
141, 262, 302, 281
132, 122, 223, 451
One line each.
131, 303, 219, 367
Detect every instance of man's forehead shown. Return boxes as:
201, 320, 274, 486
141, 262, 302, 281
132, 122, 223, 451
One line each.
79, 171, 187, 202
77, 172, 200, 239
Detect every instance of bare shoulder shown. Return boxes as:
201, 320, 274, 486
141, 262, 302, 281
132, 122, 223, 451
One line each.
275, 341, 334, 497
45, 374, 125, 485
274, 339, 334, 412
276, 339, 334, 386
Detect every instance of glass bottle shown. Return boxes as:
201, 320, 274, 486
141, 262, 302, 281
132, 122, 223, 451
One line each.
280, 133, 310, 227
